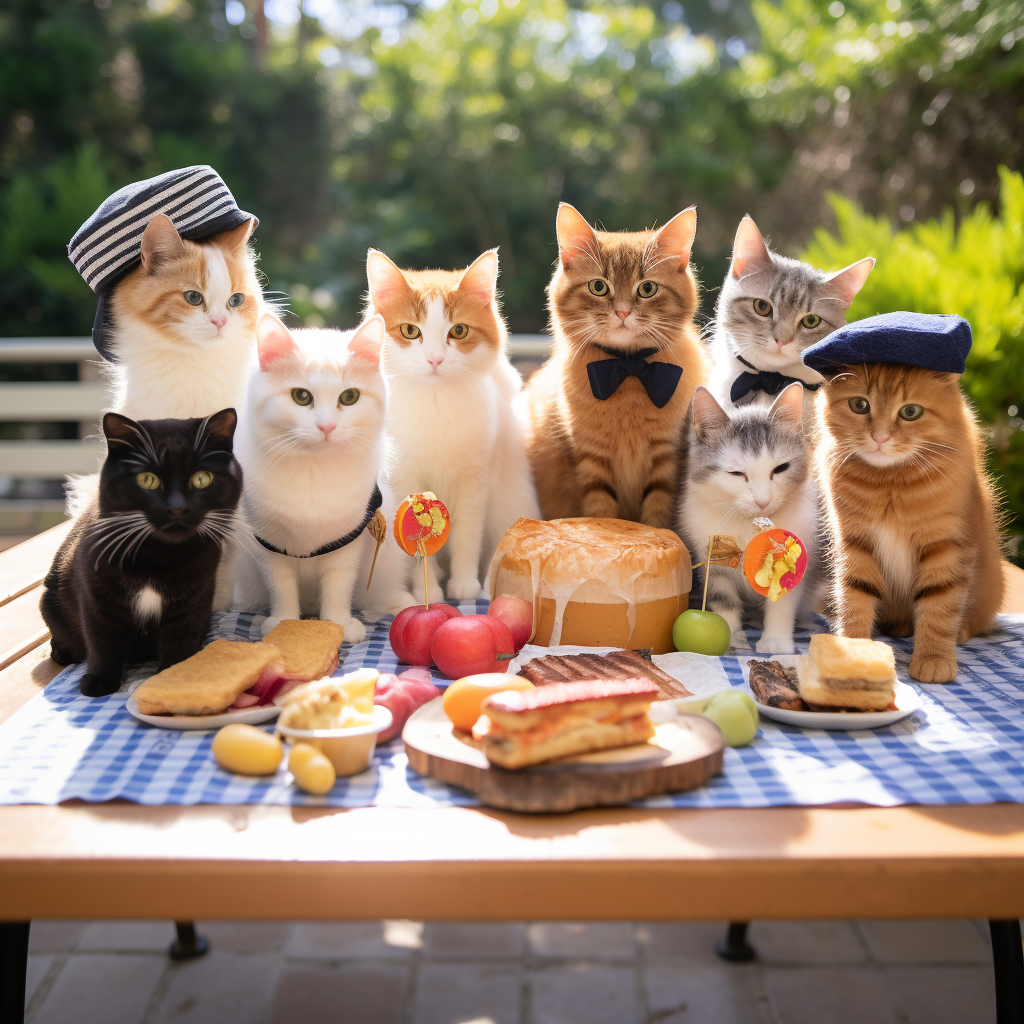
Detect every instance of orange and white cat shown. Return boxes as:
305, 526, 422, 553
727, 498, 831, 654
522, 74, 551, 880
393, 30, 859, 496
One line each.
521, 203, 710, 529
106, 213, 261, 420
366, 249, 540, 601
817, 365, 1004, 682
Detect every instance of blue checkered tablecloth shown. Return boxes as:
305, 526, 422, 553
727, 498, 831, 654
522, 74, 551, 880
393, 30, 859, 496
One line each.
1, 601, 1023, 809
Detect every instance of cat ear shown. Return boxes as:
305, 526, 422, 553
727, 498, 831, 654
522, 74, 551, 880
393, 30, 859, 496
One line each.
102, 412, 144, 450
366, 250, 409, 305
203, 408, 238, 448
210, 218, 255, 254
348, 315, 385, 367
729, 216, 773, 280
691, 387, 730, 440
651, 207, 696, 269
556, 203, 600, 269
256, 313, 297, 370
458, 249, 499, 303
824, 257, 875, 306
140, 214, 185, 272
770, 382, 804, 426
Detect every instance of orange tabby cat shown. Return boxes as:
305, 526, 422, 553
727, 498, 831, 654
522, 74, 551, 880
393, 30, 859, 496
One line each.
521, 204, 710, 528
817, 364, 1004, 682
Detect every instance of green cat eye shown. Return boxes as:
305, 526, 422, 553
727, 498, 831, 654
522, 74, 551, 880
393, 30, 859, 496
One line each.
849, 397, 870, 414
291, 388, 313, 407
899, 403, 924, 421
800, 313, 822, 329
190, 470, 213, 489
449, 323, 469, 340
637, 280, 659, 298
227, 292, 245, 308
399, 323, 421, 340
339, 388, 360, 406
183, 290, 204, 306
753, 298, 772, 317
136, 472, 161, 491
587, 279, 609, 296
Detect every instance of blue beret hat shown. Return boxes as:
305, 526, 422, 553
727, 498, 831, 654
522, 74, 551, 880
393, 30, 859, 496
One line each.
67, 165, 256, 361
801, 311, 972, 376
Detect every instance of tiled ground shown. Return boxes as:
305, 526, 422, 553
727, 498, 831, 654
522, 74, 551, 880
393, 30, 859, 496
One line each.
21, 918, 999, 1023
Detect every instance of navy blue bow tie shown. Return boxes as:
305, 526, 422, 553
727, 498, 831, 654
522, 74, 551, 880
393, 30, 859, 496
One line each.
730, 355, 821, 404
587, 346, 683, 409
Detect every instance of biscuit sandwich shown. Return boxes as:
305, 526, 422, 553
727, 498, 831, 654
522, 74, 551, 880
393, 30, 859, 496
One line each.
134, 640, 285, 717
798, 634, 897, 711
472, 678, 660, 770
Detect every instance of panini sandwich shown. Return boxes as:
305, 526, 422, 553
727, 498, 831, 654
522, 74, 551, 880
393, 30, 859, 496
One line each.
472, 678, 660, 770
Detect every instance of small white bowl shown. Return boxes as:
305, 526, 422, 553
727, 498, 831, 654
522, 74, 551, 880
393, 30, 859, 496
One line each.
276, 705, 392, 776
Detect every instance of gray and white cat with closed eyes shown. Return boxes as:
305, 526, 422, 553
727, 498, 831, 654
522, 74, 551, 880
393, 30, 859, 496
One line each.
707, 216, 874, 414
677, 383, 821, 654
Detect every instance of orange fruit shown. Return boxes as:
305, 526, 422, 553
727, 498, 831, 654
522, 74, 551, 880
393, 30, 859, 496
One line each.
442, 673, 534, 733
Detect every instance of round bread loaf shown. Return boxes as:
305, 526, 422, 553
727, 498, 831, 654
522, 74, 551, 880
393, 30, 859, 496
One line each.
488, 518, 692, 654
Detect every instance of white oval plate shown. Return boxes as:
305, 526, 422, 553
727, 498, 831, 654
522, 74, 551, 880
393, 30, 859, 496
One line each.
739, 655, 921, 731
126, 691, 282, 731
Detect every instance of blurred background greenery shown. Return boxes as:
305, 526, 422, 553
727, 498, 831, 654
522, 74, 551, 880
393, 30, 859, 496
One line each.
1, 0, 1022, 557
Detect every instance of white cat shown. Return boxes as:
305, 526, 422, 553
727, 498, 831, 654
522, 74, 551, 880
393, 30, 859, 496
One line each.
365, 248, 540, 601
233, 314, 416, 641
678, 383, 820, 654
72, 214, 262, 610
106, 214, 262, 420
707, 216, 873, 414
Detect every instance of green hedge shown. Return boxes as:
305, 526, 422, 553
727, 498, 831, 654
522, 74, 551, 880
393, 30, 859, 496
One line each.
801, 167, 1024, 563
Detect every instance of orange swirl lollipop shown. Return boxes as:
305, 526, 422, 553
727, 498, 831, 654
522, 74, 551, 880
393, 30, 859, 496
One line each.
394, 492, 451, 556
742, 520, 806, 603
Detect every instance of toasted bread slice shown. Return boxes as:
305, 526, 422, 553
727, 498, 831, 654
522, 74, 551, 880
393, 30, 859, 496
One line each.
263, 619, 344, 681
134, 640, 285, 716
808, 634, 895, 684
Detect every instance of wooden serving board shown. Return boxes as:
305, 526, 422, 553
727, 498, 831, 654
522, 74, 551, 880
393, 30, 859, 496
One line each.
402, 699, 724, 814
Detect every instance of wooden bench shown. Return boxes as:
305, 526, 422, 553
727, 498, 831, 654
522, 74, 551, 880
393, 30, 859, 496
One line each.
1, 527, 1023, 1024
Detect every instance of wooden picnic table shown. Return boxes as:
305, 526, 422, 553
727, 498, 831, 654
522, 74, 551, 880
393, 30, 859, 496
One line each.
1, 523, 1023, 1024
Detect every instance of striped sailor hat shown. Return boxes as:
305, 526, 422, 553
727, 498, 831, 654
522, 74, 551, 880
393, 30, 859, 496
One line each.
67, 165, 257, 361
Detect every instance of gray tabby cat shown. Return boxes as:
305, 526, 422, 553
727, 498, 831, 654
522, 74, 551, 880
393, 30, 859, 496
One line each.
707, 216, 874, 414
677, 383, 821, 654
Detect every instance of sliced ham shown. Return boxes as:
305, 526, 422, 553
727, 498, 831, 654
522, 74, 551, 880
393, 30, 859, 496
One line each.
375, 669, 441, 743
229, 692, 262, 710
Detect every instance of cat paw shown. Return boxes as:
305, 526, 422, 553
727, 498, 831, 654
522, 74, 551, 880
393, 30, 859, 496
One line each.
329, 616, 366, 645
259, 616, 282, 637
909, 652, 959, 683
79, 673, 122, 698
446, 576, 483, 601
756, 635, 796, 655
730, 629, 750, 650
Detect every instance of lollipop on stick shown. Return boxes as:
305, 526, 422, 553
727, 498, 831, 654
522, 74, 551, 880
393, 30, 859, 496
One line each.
394, 492, 451, 607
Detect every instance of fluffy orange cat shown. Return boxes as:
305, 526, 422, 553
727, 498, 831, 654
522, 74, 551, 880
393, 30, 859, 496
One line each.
817, 365, 1004, 682
521, 204, 710, 529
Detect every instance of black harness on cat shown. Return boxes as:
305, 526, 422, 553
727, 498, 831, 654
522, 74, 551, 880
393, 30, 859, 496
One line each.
252, 485, 382, 559
587, 344, 683, 409
730, 353, 822, 404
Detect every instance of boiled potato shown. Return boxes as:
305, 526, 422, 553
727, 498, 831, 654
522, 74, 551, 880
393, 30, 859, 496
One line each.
288, 742, 336, 795
212, 723, 283, 776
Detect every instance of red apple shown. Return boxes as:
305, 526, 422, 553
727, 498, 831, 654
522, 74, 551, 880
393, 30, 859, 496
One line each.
390, 604, 462, 666
487, 595, 534, 652
430, 615, 516, 680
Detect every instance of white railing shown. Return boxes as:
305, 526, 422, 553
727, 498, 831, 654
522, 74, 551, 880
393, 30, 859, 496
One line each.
0, 334, 552, 482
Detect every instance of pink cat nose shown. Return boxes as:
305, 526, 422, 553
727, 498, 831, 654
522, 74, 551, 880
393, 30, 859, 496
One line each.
318, 423, 335, 436
427, 355, 444, 371
210, 315, 226, 329
872, 433, 891, 445
615, 310, 630, 321
755, 496, 772, 509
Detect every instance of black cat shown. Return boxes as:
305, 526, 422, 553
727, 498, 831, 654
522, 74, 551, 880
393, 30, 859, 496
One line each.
40, 409, 243, 698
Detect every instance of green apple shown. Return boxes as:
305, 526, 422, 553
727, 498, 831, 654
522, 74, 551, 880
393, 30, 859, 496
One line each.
672, 610, 732, 656
700, 690, 759, 747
